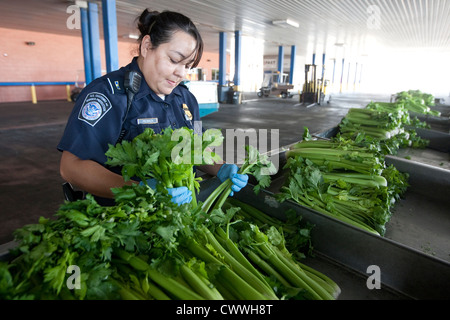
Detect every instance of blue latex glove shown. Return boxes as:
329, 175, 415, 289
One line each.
167, 187, 192, 205
140, 180, 191, 206
217, 163, 249, 196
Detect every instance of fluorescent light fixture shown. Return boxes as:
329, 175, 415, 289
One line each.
272, 19, 299, 28
121, 34, 139, 40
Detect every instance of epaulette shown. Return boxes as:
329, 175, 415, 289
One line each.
178, 81, 189, 90
105, 76, 125, 95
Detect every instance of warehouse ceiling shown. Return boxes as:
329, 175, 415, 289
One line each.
1, 0, 450, 61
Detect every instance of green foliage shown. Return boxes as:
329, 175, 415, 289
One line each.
396, 90, 439, 116
281, 134, 409, 236
337, 98, 431, 155
1, 126, 339, 301
201, 144, 277, 214
224, 198, 315, 259
105, 127, 224, 207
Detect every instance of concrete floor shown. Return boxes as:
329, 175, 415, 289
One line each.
0, 91, 409, 245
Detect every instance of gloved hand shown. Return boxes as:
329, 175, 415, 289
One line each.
140, 179, 192, 206
217, 163, 249, 196
167, 187, 192, 205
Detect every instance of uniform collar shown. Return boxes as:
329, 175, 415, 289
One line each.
129, 57, 183, 102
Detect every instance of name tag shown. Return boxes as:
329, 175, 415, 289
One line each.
137, 118, 158, 125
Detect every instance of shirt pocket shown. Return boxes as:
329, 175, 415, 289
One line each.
180, 117, 194, 130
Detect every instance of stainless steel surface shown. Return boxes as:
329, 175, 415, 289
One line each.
412, 127, 450, 153
394, 147, 450, 171
384, 156, 450, 263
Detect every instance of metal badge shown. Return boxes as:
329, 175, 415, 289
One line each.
182, 103, 193, 120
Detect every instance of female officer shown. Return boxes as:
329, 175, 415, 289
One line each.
58, 9, 247, 206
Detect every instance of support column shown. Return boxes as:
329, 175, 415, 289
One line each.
346, 62, 351, 91
354, 62, 358, 91
359, 64, 363, 90
320, 53, 326, 98
332, 59, 336, 85
312, 53, 317, 93
233, 30, 242, 90
102, 0, 119, 73
80, 7, 92, 85
218, 32, 227, 102
321, 53, 326, 80
340, 58, 345, 93
289, 46, 296, 85
277, 46, 284, 83
88, 2, 102, 81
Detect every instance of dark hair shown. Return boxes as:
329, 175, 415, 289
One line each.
137, 9, 203, 68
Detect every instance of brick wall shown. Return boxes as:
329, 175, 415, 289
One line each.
0, 27, 223, 103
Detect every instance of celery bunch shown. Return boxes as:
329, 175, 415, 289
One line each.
105, 127, 223, 208
1, 127, 341, 301
396, 90, 440, 117
338, 102, 429, 155
279, 129, 409, 236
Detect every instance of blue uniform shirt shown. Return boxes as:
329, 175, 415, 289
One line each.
58, 57, 202, 203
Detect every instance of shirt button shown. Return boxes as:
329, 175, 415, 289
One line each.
164, 104, 169, 108
172, 122, 177, 127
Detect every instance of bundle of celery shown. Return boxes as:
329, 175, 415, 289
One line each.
224, 198, 315, 259
287, 132, 385, 175
0, 127, 341, 300
210, 215, 341, 300
105, 127, 223, 208
338, 102, 429, 155
339, 103, 408, 140
365, 101, 430, 151
201, 144, 277, 214
279, 129, 409, 236
396, 90, 440, 117
0, 187, 340, 300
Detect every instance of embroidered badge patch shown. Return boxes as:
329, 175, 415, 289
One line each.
182, 103, 193, 120
78, 92, 112, 126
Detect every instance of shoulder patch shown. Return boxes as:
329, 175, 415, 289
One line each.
78, 92, 112, 127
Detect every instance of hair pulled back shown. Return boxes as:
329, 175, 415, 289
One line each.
137, 9, 203, 68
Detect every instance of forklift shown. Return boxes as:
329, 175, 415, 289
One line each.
257, 71, 294, 99
300, 64, 328, 106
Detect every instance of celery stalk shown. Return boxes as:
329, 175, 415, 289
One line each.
180, 264, 224, 300
147, 268, 205, 300
203, 227, 278, 299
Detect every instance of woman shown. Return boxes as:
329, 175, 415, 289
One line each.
58, 9, 247, 206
